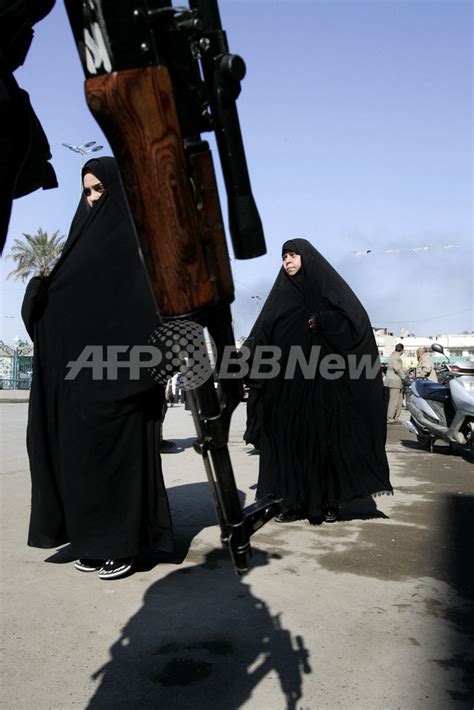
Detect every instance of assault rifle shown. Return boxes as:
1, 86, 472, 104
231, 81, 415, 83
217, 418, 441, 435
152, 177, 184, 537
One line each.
64, 0, 281, 575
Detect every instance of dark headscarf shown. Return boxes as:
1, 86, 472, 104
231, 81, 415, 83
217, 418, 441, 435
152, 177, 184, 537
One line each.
245, 238, 391, 516
252, 238, 373, 356
37, 156, 161, 395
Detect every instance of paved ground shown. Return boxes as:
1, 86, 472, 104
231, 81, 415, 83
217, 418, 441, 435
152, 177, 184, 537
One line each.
1, 401, 473, 709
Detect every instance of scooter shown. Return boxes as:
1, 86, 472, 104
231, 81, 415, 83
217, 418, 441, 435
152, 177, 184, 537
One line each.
404, 343, 474, 454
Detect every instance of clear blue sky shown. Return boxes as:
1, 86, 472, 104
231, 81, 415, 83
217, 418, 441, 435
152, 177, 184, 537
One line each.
1, 0, 472, 344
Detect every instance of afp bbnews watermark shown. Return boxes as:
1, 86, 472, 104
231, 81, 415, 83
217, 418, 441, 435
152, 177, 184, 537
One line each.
65, 320, 381, 388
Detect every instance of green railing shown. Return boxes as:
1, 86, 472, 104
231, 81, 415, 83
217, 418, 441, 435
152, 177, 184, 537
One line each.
0, 342, 33, 390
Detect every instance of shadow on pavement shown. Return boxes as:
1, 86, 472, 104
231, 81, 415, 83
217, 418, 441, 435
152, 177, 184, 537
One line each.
447, 493, 474, 604
162, 437, 197, 452
400, 437, 474, 464
87, 548, 312, 710
435, 493, 474, 703
136, 481, 229, 570
44, 545, 76, 564
337, 495, 389, 522
45, 482, 238, 571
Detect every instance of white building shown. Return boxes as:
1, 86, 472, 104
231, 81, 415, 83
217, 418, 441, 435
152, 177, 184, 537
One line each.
373, 328, 474, 365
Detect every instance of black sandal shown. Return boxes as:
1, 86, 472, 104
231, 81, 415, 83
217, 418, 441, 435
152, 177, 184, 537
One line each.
275, 506, 306, 523
323, 506, 338, 523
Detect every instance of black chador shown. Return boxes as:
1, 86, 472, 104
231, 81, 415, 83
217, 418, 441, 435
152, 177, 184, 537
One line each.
245, 238, 392, 521
22, 157, 173, 559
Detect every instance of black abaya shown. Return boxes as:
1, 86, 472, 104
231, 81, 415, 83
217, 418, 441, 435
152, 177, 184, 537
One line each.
246, 238, 392, 517
22, 157, 173, 558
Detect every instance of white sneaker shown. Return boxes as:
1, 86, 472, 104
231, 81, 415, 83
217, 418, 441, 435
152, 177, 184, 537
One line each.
98, 558, 134, 580
74, 559, 103, 572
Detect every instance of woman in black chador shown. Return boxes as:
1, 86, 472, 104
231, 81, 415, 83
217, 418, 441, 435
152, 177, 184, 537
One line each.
245, 239, 392, 523
22, 157, 173, 578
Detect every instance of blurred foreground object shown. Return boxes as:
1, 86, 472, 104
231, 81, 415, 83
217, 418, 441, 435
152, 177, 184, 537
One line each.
0, 0, 58, 253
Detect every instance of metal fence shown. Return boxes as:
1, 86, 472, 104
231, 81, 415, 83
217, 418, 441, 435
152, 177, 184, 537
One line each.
0, 343, 33, 390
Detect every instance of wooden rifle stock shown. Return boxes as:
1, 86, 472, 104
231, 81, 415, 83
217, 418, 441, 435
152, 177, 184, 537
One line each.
85, 65, 233, 318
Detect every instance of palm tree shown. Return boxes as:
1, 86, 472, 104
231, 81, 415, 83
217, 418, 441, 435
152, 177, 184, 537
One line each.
5, 228, 66, 282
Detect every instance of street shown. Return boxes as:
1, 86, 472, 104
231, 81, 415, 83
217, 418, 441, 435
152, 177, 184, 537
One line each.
1, 401, 473, 709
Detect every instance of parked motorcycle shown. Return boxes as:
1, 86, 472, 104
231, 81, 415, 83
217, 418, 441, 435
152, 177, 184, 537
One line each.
404, 343, 474, 454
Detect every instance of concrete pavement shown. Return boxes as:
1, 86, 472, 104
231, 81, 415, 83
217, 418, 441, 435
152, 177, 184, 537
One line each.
1, 402, 473, 709
0, 389, 29, 403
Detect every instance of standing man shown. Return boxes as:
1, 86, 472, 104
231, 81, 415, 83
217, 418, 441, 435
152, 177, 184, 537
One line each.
415, 347, 437, 382
171, 372, 180, 403
386, 343, 406, 424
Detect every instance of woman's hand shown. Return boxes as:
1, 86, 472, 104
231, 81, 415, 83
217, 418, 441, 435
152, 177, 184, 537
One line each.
307, 315, 317, 332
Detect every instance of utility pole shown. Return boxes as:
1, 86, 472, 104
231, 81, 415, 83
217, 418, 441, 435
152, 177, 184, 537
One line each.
62, 141, 104, 193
